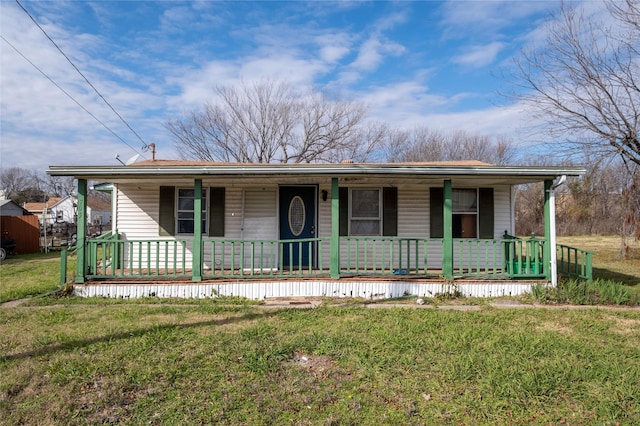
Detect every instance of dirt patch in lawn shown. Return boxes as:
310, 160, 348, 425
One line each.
290, 353, 337, 375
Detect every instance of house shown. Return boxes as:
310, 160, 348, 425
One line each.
23, 197, 62, 225
0, 199, 32, 217
47, 159, 591, 299
24, 196, 111, 226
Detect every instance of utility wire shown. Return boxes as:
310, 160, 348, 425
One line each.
1, 35, 143, 154
15, 0, 150, 152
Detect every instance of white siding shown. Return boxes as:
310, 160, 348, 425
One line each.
243, 189, 277, 240
318, 184, 511, 270
116, 184, 160, 239
116, 184, 192, 269
494, 185, 512, 238
112, 181, 514, 273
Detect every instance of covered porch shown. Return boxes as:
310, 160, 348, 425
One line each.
69, 232, 591, 299
50, 162, 590, 299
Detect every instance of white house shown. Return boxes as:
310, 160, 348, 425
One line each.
24, 196, 111, 226
47, 159, 592, 300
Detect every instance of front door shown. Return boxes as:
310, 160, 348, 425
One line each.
279, 186, 316, 268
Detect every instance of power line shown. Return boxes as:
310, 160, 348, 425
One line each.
14, 0, 150, 152
1, 35, 143, 155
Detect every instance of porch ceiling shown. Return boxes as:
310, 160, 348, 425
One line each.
48, 161, 585, 185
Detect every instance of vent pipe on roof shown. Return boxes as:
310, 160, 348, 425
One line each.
149, 143, 156, 161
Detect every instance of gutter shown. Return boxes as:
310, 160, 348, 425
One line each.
548, 175, 567, 286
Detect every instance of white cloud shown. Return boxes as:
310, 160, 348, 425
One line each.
440, 0, 553, 34
350, 36, 405, 71
453, 42, 505, 68
315, 33, 352, 63
0, 3, 165, 170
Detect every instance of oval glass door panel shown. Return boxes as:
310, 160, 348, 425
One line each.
288, 196, 306, 236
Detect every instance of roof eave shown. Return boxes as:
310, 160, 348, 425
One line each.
47, 164, 586, 180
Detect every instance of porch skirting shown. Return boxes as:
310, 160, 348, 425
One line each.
72, 279, 544, 300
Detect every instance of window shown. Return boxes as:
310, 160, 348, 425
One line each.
159, 186, 225, 236
339, 187, 397, 236
430, 187, 494, 239
177, 188, 207, 234
452, 189, 477, 238
350, 189, 381, 235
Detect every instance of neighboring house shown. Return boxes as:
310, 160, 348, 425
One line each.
47, 159, 590, 300
0, 199, 31, 217
23, 197, 62, 225
24, 196, 111, 226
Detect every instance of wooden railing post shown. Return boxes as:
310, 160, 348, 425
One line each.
60, 249, 68, 285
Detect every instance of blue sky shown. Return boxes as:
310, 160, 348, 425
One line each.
0, 1, 604, 171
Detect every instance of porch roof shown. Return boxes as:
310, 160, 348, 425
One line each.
47, 160, 585, 185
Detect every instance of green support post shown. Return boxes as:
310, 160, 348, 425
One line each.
75, 179, 87, 283
330, 177, 340, 279
442, 179, 453, 280
193, 179, 203, 282
543, 180, 553, 282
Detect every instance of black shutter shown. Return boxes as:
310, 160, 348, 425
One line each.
339, 187, 349, 236
159, 186, 175, 236
478, 188, 494, 239
430, 188, 443, 238
209, 187, 225, 237
382, 187, 398, 236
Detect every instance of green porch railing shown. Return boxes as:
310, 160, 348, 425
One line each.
87, 236, 192, 279
202, 237, 330, 278
82, 234, 557, 281
557, 244, 593, 281
500, 234, 546, 278
340, 237, 441, 276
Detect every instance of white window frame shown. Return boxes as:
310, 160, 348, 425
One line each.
176, 187, 208, 235
349, 188, 382, 236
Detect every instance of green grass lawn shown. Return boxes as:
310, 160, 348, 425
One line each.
1, 239, 639, 424
0, 251, 73, 303
1, 303, 639, 425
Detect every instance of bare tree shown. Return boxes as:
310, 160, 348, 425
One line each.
46, 175, 76, 198
0, 167, 31, 199
386, 127, 518, 165
166, 80, 372, 163
512, 1, 639, 168
511, 1, 640, 253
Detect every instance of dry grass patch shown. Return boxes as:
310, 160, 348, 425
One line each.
605, 314, 640, 335
536, 320, 575, 335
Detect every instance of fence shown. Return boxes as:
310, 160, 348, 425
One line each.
0, 215, 40, 254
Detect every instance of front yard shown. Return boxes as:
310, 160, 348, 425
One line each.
1, 236, 639, 424
1, 302, 639, 425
